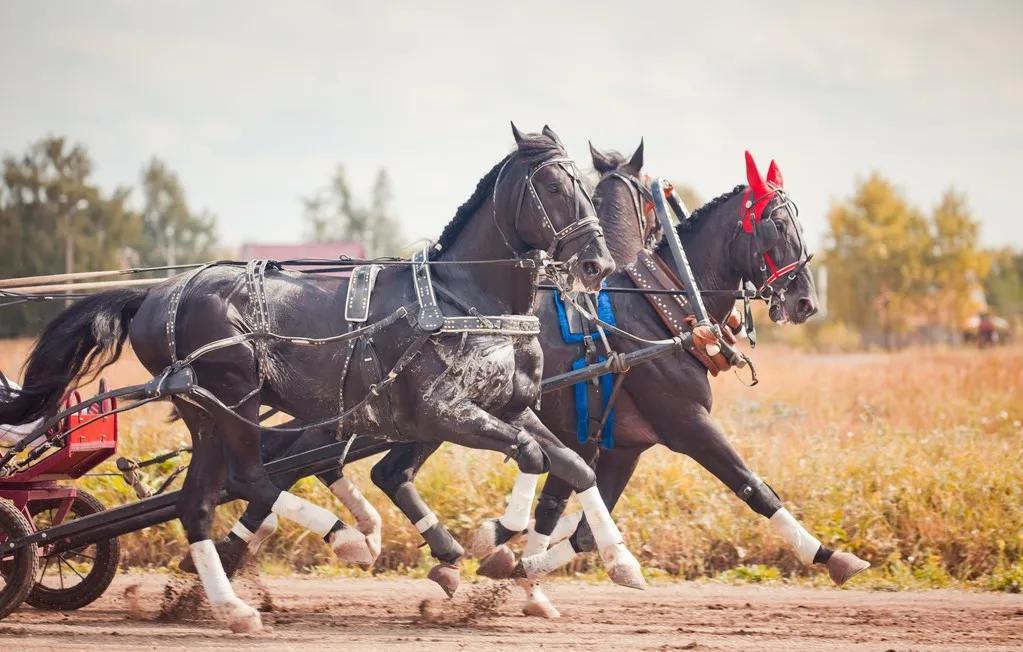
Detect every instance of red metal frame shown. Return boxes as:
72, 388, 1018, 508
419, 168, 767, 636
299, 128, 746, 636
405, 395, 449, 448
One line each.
0, 387, 118, 536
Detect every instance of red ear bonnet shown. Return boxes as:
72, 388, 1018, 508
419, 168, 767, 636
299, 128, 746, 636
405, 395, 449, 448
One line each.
767, 160, 783, 189
745, 150, 769, 198
743, 151, 773, 232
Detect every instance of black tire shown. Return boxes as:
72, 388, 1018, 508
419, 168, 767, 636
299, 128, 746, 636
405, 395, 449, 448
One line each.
0, 498, 38, 620
26, 491, 120, 611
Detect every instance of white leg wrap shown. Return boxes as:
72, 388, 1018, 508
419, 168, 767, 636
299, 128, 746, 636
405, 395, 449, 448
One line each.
520, 539, 577, 579
770, 507, 821, 565
330, 477, 382, 535
231, 513, 279, 553
549, 510, 583, 544
271, 491, 338, 537
523, 529, 551, 557
414, 511, 439, 533
499, 472, 540, 532
189, 540, 238, 606
577, 486, 623, 549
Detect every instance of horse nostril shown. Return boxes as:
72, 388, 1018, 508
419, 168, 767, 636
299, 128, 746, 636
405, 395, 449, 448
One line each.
798, 298, 817, 318
582, 260, 600, 278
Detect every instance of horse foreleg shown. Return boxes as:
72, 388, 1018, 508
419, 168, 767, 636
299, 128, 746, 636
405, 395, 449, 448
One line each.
519, 445, 646, 616
665, 410, 870, 586
511, 409, 646, 590
370, 442, 462, 597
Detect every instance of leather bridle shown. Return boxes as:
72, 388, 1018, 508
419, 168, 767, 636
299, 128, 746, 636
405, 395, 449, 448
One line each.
493, 156, 604, 260
601, 170, 659, 250
740, 186, 813, 303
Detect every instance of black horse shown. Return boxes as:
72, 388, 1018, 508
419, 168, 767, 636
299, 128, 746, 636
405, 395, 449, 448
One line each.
468, 144, 870, 617
0, 125, 646, 633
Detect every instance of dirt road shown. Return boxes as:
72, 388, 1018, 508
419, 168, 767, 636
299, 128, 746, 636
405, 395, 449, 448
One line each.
1, 573, 1019, 651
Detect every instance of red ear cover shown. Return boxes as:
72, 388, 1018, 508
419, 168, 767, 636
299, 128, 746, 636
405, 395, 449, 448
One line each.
767, 160, 784, 188
745, 151, 769, 198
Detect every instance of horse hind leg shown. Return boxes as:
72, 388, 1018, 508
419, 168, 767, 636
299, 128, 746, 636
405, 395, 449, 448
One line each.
174, 402, 262, 633
214, 400, 375, 568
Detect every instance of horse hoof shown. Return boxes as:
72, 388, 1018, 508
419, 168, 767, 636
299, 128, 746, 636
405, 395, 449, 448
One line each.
427, 562, 461, 598
466, 519, 498, 558
522, 595, 561, 619
215, 599, 263, 634
330, 528, 375, 568
827, 551, 870, 586
602, 543, 646, 590
477, 545, 517, 579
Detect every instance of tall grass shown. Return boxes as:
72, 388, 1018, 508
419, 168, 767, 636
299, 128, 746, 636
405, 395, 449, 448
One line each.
2, 339, 1020, 589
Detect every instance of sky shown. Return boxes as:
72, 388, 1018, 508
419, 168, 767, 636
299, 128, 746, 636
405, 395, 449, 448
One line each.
2, 1, 1021, 251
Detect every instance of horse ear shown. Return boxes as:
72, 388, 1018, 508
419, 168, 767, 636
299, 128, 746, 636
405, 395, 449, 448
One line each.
510, 121, 525, 145
590, 141, 616, 174
767, 159, 784, 188
624, 138, 644, 175
745, 150, 769, 197
542, 124, 564, 147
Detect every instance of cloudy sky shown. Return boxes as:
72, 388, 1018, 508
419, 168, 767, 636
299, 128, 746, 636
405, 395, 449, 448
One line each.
2, 1, 1021, 250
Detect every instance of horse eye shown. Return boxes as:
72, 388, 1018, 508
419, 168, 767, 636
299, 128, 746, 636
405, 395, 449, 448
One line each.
546, 183, 560, 193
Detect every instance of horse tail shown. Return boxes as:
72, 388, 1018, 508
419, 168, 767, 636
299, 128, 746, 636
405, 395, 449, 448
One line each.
0, 288, 147, 425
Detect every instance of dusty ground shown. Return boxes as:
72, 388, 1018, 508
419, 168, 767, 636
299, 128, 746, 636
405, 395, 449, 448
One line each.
0, 573, 1020, 651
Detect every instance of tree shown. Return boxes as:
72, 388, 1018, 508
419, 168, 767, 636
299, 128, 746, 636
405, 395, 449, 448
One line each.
984, 248, 1023, 320
928, 190, 989, 327
823, 174, 933, 346
137, 158, 217, 268
302, 165, 404, 256
823, 176, 990, 347
0, 137, 139, 336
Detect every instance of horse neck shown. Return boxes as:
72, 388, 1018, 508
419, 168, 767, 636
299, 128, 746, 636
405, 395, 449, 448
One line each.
597, 191, 647, 267
658, 193, 744, 323
431, 194, 538, 315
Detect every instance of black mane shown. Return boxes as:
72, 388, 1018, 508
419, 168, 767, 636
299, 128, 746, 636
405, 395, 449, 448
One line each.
431, 133, 567, 258
675, 185, 745, 235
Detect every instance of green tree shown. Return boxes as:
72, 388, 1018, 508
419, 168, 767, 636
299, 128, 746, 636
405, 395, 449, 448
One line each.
985, 248, 1023, 319
137, 158, 217, 268
0, 137, 139, 336
302, 165, 404, 256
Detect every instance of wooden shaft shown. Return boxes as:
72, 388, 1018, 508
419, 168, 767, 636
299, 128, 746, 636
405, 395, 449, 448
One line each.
4, 278, 166, 294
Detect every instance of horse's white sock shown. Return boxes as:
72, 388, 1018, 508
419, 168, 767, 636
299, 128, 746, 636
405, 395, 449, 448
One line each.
189, 539, 238, 606
499, 472, 540, 532
271, 491, 338, 537
523, 529, 551, 557
521, 539, 577, 578
330, 477, 382, 536
577, 486, 623, 549
549, 510, 583, 544
770, 507, 821, 565
230, 513, 279, 553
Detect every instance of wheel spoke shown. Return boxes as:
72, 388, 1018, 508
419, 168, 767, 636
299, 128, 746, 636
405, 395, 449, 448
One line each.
57, 554, 65, 589
67, 549, 96, 562
38, 554, 52, 583
59, 556, 86, 582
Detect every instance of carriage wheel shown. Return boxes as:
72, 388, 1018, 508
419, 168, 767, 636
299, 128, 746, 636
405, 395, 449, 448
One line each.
0, 498, 38, 619
26, 491, 120, 611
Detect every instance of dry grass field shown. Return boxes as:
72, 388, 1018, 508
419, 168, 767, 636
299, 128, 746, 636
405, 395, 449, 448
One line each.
2, 339, 1021, 591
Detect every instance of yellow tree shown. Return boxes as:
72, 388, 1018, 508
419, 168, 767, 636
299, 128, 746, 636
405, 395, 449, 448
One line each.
928, 190, 990, 328
824, 174, 933, 346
